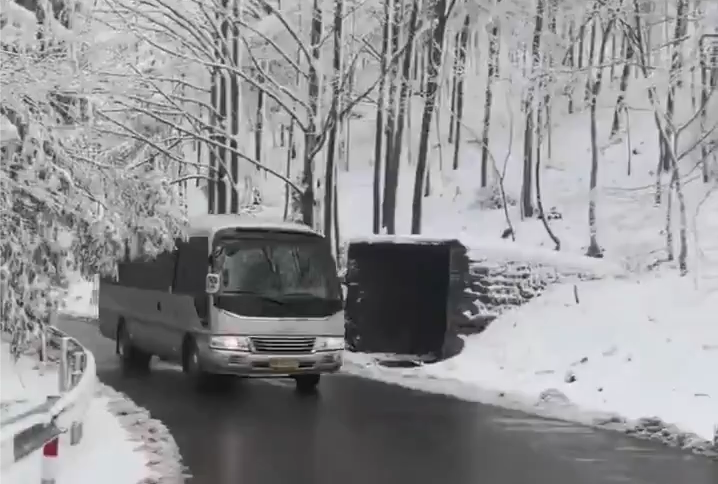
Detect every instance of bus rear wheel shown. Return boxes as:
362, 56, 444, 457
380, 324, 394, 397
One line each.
118, 323, 151, 374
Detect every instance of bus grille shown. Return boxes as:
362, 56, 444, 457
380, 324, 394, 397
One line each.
250, 336, 316, 354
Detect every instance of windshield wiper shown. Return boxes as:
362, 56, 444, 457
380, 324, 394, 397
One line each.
221, 291, 285, 305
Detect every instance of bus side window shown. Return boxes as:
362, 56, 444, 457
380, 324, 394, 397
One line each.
116, 250, 175, 290
173, 237, 209, 318
148, 250, 176, 291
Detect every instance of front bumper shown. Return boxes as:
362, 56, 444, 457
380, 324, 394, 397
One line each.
199, 345, 343, 377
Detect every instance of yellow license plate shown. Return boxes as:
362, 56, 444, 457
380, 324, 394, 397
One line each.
270, 359, 299, 370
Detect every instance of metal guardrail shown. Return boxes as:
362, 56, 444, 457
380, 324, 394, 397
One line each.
0, 323, 96, 481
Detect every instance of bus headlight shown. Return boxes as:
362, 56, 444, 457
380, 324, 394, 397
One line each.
209, 335, 251, 351
314, 337, 345, 351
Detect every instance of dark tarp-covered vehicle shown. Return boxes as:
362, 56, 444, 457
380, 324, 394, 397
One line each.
343, 236, 469, 362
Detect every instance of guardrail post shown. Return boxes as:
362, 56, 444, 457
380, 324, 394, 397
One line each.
40, 436, 59, 484
69, 352, 85, 446
58, 338, 70, 393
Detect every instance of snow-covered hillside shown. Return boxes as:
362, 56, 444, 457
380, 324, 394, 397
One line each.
3, 0, 717, 466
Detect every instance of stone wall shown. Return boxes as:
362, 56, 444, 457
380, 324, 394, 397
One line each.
453, 255, 597, 335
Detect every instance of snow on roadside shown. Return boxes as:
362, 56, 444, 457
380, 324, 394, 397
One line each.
96, 384, 187, 484
2, 299, 185, 483
1, 341, 58, 422
344, 270, 718, 455
60, 277, 186, 482
56, 394, 149, 484
1, 361, 185, 484
1, 342, 146, 484
62, 275, 98, 321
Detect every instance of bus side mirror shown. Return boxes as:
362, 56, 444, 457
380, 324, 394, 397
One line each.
206, 273, 221, 294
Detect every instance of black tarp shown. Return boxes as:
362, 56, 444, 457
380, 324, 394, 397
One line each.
344, 238, 468, 360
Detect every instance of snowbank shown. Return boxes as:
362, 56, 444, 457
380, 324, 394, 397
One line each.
1, 341, 58, 423
1, 393, 149, 484
1, 339, 147, 483
97, 384, 187, 484
2, 324, 184, 483
62, 277, 185, 482
344, 271, 718, 454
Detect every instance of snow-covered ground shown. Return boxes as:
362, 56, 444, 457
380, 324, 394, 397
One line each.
1, 341, 59, 424
344, 271, 718, 450
0, 341, 149, 484
2, 392, 148, 484
1, 318, 184, 483
334, 84, 718, 452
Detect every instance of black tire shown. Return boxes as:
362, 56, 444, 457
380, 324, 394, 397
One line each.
183, 338, 220, 391
118, 323, 151, 374
294, 374, 320, 394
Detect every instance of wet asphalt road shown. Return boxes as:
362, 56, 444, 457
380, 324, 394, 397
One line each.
58, 315, 718, 484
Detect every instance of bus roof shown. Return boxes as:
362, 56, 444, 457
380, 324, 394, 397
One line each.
187, 214, 320, 239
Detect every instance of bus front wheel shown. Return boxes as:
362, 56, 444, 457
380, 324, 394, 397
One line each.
183, 337, 222, 391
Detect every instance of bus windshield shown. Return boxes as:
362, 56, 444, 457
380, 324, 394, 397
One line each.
214, 236, 341, 301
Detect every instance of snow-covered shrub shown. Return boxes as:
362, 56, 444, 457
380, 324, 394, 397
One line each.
0, 1, 189, 355
471, 184, 517, 210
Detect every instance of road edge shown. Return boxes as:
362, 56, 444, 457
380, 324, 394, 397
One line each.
342, 357, 718, 460
97, 383, 188, 483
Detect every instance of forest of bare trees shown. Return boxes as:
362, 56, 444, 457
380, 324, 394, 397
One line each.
1, 0, 717, 341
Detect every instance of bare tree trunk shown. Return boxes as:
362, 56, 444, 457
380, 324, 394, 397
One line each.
544, 0, 556, 160
610, 32, 633, 137
452, 15, 470, 171
228, 1, 241, 213
372, 0, 391, 233
671, 155, 689, 275
536, 126, 561, 250
300, 0, 323, 226
390, 0, 421, 187
209, 67, 219, 214
610, 29, 617, 82
586, 18, 615, 258
284, 4, 303, 220
535, 2, 559, 249
254, 80, 264, 172
583, 19, 598, 104
691, 0, 701, 112
480, 11, 500, 186
666, 0, 689, 273
411, 0, 452, 234
448, 30, 460, 144
698, 3, 711, 182
566, 20, 576, 114
323, 0, 343, 243
661, 0, 688, 174
625, 108, 633, 175
333, 161, 341, 258
382, 0, 400, 232
628, 3, 665, 205
283, 120, 294, 220
665, 174, 675, 261
577, 21, 586, 69
520, 0, 544, 219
